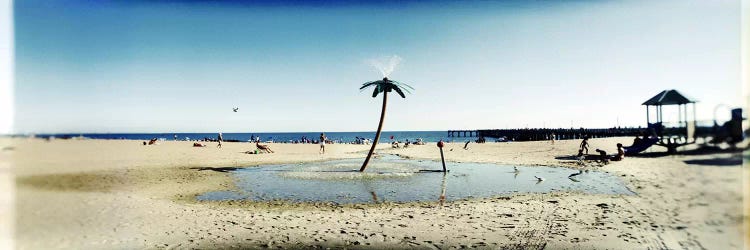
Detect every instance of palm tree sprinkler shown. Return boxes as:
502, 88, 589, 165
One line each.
358, 77, 413, 172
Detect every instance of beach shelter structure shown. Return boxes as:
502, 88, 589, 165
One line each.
642, 89, 697, 152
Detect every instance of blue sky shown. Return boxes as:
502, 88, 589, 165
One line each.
11, 0, 743, 133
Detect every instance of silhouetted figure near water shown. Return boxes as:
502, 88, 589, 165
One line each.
550, 133, 555, 144
319, 133, 327, 154
580, 137, 590, 154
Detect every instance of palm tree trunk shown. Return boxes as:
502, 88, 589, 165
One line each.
360, 91, 388, 172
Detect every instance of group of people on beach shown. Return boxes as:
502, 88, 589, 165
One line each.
292, 136, 325, 144
389, 137, 426, 148
184, 132, 449, 157
182, 133, 275, 154
167, 132, 627, 165
578, 137, 625, 163
353, 137, 371, 145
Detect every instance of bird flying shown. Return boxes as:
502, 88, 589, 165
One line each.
233, 107, 239, 112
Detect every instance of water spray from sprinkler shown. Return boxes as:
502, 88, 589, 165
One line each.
369, 55, 402, 78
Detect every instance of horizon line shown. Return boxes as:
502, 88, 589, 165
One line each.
5, 126, 647, 136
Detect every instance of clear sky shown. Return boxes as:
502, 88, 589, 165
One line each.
11, 0, 743, 133
0, 0, 11, 134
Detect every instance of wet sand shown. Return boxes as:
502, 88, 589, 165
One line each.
1, 137, 746, 249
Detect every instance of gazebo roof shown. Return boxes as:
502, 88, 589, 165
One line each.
642, 89, 696, 106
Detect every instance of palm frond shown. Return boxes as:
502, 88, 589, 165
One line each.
360, 80, 383, 90
392, 85, 407, 98
360, 79, 411, 97
392, 80, 414, 90
372, 85, 381, 97
389, 81, 413, 94
398, 85, 412, 94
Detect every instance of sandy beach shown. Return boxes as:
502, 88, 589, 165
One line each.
1, 137, 747, 249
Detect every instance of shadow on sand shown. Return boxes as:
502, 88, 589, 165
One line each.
190, 167, 238, 173
554, 155, 602, 161
683, 157, 742, 167
586, 144, 743, 167
619, 145, 745, 158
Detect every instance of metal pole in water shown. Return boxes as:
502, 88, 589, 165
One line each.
437, 140, 446, 172
440, 148, 446, 172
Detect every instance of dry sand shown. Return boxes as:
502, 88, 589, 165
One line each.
0, 137, 747, 249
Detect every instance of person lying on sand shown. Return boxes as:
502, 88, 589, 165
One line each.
256, 142, 274, 153
415, 138, 425, 145
595, 149, 609, 164
593, 144, 625, 162
193, 142, 206, 147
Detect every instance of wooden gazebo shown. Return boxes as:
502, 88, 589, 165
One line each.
642, 89, 697, 152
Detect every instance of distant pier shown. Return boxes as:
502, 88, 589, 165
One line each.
448, 128, 642, 141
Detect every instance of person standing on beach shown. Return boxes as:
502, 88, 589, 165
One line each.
550, 133, 555, 145
319, 133, 327, 154
217, 133, 223, 148
579, 137, 589, 154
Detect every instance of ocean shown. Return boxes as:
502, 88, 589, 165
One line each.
36, 131, 480, 143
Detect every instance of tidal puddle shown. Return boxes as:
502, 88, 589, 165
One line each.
197, 155, 634, 204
